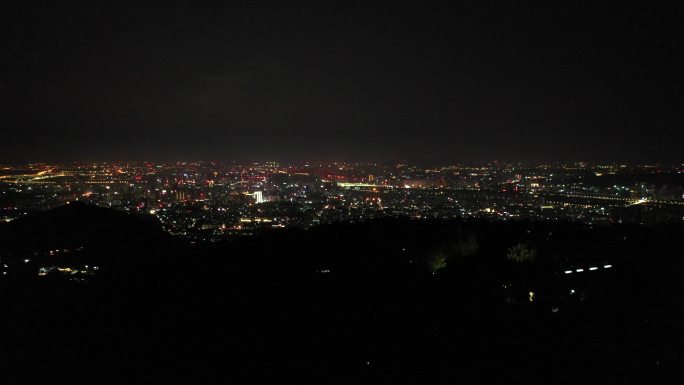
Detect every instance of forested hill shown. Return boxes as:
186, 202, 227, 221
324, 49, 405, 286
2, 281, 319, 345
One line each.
1, 204, 683, 384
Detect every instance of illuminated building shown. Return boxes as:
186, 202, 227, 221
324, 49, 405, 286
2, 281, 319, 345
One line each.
253, 191, 264, 204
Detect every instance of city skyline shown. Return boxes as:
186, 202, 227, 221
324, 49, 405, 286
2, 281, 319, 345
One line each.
3, 160, 682, 239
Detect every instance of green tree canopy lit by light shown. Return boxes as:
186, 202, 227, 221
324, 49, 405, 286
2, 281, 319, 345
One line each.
507, 243, 537, 263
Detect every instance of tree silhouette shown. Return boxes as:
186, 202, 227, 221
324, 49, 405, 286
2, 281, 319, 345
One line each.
507, 243, 537, 263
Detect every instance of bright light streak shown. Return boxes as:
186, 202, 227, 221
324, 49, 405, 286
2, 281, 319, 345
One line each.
589, 267, 598, 271
576, 268, 584, 272
603, 264, 612, 269
564, 270, 573, 274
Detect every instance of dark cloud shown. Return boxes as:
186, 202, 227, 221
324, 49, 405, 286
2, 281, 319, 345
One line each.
2, 0, 682, 163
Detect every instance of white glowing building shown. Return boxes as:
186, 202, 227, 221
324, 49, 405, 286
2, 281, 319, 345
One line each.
253, 191, 264, 204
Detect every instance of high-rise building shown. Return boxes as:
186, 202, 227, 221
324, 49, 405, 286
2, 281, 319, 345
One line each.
253, 191, 264, 204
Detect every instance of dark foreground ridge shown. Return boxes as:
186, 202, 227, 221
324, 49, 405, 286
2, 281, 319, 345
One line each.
1, 203, 683, 384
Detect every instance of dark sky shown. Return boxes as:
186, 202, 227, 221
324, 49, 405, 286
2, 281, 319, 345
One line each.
2, 0, 682, 163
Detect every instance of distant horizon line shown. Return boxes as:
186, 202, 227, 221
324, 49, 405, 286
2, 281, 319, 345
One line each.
1, 160, 682, 167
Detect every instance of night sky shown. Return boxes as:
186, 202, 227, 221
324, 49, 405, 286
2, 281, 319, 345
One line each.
2, 1, 682, 163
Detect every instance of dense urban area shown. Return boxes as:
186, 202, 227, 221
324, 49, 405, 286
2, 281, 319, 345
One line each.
2, 161, 683, 241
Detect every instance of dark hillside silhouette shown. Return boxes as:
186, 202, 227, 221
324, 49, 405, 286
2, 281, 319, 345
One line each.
1, 204, 683, 384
